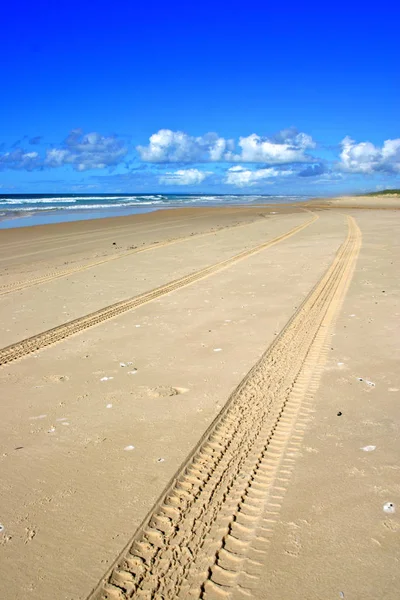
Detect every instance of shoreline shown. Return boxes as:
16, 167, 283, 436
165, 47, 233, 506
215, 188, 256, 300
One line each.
0, 205, 162, 230
0, 196, 310, 230
2, 193, 400, 231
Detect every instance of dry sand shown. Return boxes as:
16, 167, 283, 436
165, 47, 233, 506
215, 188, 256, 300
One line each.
0, 200, 399, 600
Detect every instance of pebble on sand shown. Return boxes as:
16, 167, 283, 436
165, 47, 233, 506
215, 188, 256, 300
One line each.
124, 445, 135, 451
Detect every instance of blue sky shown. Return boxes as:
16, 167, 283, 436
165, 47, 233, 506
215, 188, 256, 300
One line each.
1, 0, 399, 195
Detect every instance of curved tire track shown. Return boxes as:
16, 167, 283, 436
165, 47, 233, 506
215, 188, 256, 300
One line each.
0, 214, 317, 366
87, 215, 361, 600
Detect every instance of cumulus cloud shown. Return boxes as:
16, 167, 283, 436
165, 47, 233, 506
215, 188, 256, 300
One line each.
225, 165, 293, 187
230, 129, 316, 164
339, 136, 400, 173
159, 168, 210, 185
45, 149, 71, 168
137, 129, 234, 163
0, 149, 41, 171
138, 127, 315, 164
45, 129, 128, 171
0, 129, 128, 172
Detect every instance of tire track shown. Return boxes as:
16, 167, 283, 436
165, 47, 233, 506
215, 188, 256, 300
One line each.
0, 214, 318, 366
87, 215, 361, 600
0, 217, 267, 296
0, 208, 254, 265
230, 217, 361, 599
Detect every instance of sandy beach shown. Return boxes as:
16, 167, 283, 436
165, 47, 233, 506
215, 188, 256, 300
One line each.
0, 199, 399, 600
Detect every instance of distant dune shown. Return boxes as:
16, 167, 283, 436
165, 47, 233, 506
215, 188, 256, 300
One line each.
306, 194, 400, 209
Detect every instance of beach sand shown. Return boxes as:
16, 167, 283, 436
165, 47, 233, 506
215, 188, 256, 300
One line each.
0, 199, 399, 600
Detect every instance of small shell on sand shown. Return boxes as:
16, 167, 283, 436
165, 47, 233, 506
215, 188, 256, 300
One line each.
383, 502, 395, 514
357, 377, 375, 387
124, 445, 135, 451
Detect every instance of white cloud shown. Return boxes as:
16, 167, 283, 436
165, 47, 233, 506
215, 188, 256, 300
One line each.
138, 129, 234, 163
339, 136, 400, 173
159, 168, 211, 185
225, 165, 293, 187
45, 149, 71, 168
138, 128, 315, 164
229, 129, 316, 164
0, 149, 40, 170
45, 129, 128, 171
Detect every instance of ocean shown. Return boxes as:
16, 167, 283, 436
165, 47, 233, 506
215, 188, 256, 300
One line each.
0, 193, 310, 229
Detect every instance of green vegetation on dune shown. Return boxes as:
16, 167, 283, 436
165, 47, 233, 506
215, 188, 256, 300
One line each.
362, 189, 400, 196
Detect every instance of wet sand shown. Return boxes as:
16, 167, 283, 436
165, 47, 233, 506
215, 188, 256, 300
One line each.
0, 199, 399, 600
